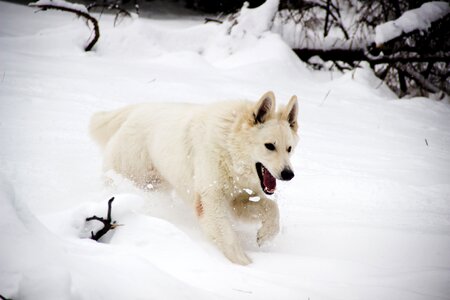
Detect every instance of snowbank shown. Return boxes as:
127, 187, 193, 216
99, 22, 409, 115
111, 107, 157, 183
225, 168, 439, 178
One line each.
0, 176, 215, 299
226, 0, 279, 37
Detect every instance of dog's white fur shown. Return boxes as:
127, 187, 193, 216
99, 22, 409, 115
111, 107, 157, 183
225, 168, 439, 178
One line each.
90, 91, 298, 265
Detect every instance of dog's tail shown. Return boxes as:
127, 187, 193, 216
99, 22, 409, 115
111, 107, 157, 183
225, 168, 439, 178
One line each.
89, 105, 135, 149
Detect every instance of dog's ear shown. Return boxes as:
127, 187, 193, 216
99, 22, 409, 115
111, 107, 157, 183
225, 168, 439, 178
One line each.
282, 95, 298, 131
253, 91, 275, 124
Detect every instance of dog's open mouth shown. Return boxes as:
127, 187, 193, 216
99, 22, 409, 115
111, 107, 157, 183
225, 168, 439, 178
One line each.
256, 162, 276, 195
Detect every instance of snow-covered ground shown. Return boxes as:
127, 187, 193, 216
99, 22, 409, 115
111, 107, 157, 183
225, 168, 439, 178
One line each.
1, 1, 450, 299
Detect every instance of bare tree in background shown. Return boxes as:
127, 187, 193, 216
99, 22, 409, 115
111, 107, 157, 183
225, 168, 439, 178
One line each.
276, 0, 449, 97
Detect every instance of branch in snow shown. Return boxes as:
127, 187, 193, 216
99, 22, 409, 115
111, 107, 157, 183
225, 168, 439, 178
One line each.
374, 1, 450, 46
29, 0, 100, 51
395, 63, 443, 94
0, 294, 13, 300
293, 48, 450, 66
204, 17, 223, 24
86, 197, 121, 241
31, 0, 88, 13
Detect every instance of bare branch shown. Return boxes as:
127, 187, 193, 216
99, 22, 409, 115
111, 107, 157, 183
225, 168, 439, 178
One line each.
86, 197, 121, 241
87, 2, 132, 27
293, 48, 450, 65
205, 17, 223, 24
396, 63, 443, 94
29, 1, 100, 51
323, 0, 331, 37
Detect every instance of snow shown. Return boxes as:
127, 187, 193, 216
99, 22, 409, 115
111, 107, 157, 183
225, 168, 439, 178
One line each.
375, 1, 450, 46
226, 0, 279, 37
1, 1, 450, 299
0, 179, 214, 299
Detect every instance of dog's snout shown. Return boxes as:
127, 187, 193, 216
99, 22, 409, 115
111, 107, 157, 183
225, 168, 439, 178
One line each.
280, 168, 294, 181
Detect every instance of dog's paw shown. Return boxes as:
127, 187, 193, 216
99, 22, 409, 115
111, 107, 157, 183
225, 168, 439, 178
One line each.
257, 221, 279, 247
223, 244, 252, 265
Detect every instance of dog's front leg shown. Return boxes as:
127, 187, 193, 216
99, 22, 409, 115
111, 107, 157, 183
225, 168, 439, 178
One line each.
195, 191, 252, 265
232, 195, 280, 246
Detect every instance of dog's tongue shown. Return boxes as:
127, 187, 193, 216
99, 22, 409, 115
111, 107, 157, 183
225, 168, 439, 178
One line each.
263, 169, 276, 193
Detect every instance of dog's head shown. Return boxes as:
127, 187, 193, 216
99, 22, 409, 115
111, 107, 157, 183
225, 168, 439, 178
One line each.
241, 91, 299, 195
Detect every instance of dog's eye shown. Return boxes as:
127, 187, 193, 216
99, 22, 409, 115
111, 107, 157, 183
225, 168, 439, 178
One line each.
287, 146, 292, 153
265, 143, 276, 151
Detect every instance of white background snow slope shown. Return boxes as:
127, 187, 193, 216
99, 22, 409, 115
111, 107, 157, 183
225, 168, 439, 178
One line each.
1, 1, 450, 299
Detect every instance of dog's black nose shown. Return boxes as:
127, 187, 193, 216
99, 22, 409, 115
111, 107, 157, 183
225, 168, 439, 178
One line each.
280, 168, 294, 181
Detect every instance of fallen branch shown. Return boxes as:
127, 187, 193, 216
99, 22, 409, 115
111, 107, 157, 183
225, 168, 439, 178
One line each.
292, 48, 450, 66
29, 0, 100, 51
86, 197, 121, 241
293, 45, 449, 97
396, 63, 445, 94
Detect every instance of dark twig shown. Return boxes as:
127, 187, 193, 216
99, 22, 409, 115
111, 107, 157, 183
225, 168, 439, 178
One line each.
86, 197, 121, 241
396, 63, 442, 94
293, 48, 450, 65
205, 17, 223, 24
323, 0, 331, 37
314, 1, 349, 39
87, 2, 132, 27
320, 89, 331, 106
29, 2, 100, 51
0, 294, 12, 300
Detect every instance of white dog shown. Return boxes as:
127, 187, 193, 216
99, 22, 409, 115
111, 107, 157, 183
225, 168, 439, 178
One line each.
90, 91, 298, 265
